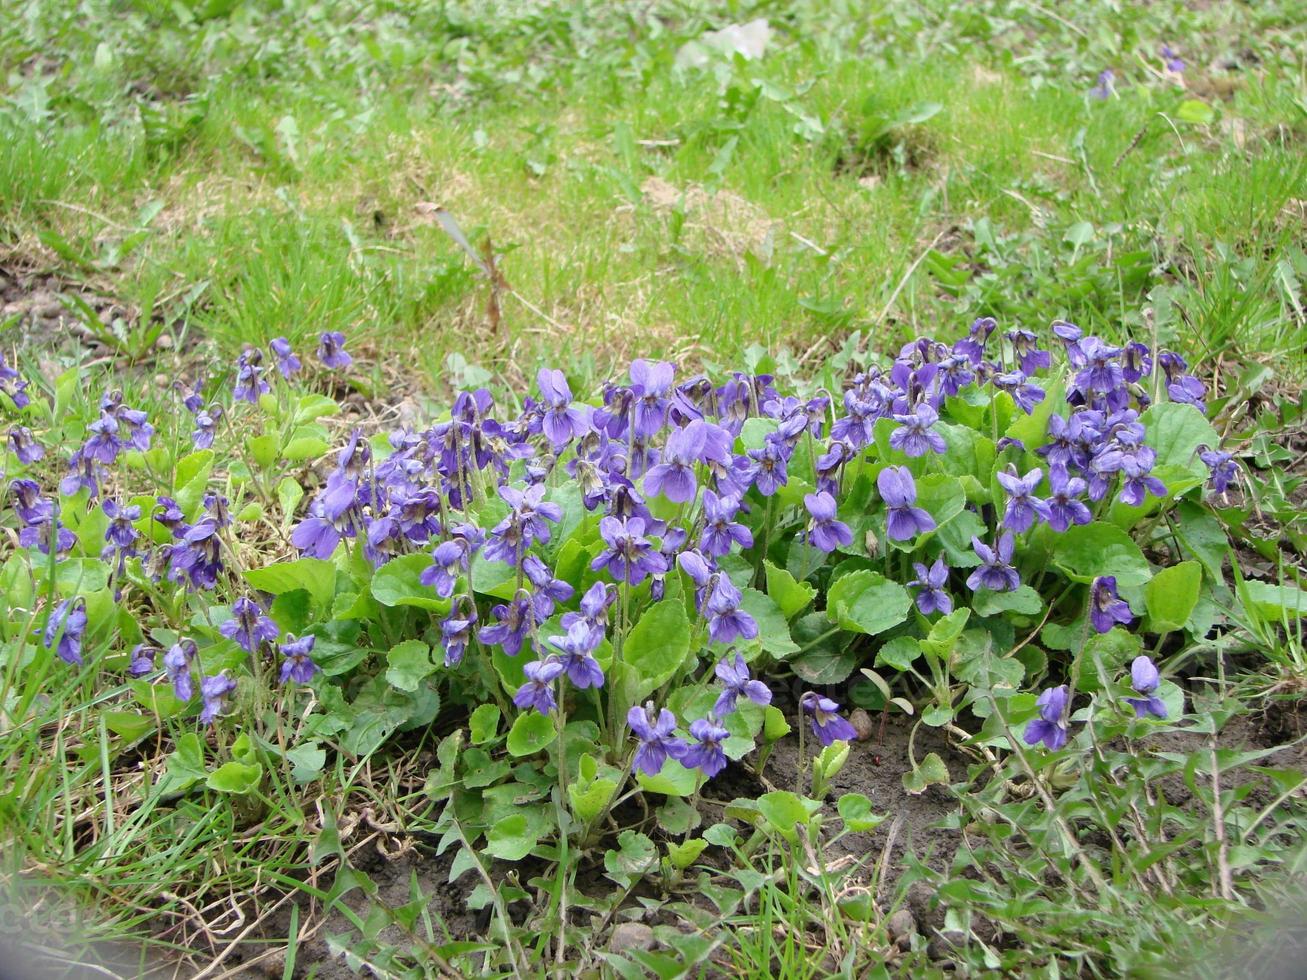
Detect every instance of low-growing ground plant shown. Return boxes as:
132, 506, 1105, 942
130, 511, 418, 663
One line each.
2, 311, 1303, 975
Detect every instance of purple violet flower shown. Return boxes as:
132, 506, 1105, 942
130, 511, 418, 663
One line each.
562, 581, 617, 634
877, 466, 936, 541
804, 491, 853, 553
536, 368, 587, 448
199, 672, 237, 725
479, 595, 534, 656
278, 634, 319, 684
799, 692, 858, 746
890, 401, 947, 457
513, 659, 566, 715
1024, 685, 1069, 750
164, 639, 198, 701
439, 599, 477, 667
700, 489, 753, 557
747, 436, 789, 497
1089, 576, 1133, 634
629, 358, 675, 439
8, 426, 43, 464
233, 349, 270, 403
192, 406, 222, 450
908, 558, 952, 615
269, 337, 301, 378
682, 716, 729, 777
1090, 69, 1114, 100
1198, 446, 1237, 495
1046, 469, 1092, 533
546, 621, 605, 689
997, 466, 1051, 533
0, 351, 31, 408
705, 577, 759, 645
1125, 655, 1168, 719
317, 331, 353, 370
628, 703, 687, 776
220, 597, 280, 654
713, 653, 772, 717
43, 598, 88, 666
591, 516, 666, 586
128, 643, 159, 677
966, 533, 1020, 592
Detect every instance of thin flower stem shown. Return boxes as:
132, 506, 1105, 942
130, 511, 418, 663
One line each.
984, 691, 1112, 901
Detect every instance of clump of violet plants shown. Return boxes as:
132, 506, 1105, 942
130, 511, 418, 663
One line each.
1, 316, 1278, 966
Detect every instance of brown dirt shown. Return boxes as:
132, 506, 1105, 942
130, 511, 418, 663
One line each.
0, 257, 130, 353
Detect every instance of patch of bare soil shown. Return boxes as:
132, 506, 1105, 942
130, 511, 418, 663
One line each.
0, 259, 132, 356
638, 176, 780, 264
228, 846, 480, 980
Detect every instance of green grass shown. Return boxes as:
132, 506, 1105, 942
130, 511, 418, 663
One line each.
2, 0, 1303, 392
2, 0, 1305, 975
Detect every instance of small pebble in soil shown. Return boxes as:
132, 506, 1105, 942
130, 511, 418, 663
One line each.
886, 908, 917, 950
849, 707, 874, 741
608, 921, 656, 953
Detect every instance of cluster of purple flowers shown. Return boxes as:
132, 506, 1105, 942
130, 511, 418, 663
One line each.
1024, 654, 1169, 750
62, 391, 154, 500
627, 653, 774, 779
3, 314, 1229, 757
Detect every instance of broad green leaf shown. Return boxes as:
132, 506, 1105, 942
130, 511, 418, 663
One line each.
469, 704, 501, 743
636, 758, 698, 797
737, 587, 797, 656
1241, 580, 1307, 621
245, 557, 336, 611
952, 629, 1024, 692
507, 711, 557, 757
875, 636, 920, 671
902, 752, 950, 795
371, 553, 450, 612
163, 732, 206, 791
1081, 628, 1141, 690
174, 450, 214, 514
625, 600, 691, 695
1174, 502, 1228, 580
285, 742, 327, 783
283, 436, 330, 461
764, 560, 816, 618
206, 760, 263, 794
1053, 522, 1152, 587
1005, 378, 1065, 449
827, 570, 911, 635
837, 793, 886, 833
1141, 402, 1220, 479
569, 777, 618, 823
757, 791, 822, 842
1144, 561, 1202, 633
655, 796, 701, 835
762, 705, 791, 742
46, 558, 109, 596
246, 434, 278, 469
972, 585, 1043, 616
790, 612, 857, 684
920, 608, 971, 660
913, 474, 966, 532
469, 553, 518, 599
484, 814, 540, 861
665, 838, 709, 870
103, 711, 154, 742
294, 393, 341, 423
1175, 98, 1215, 125
604, 830, 657, 886
384, 640, 434, 693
